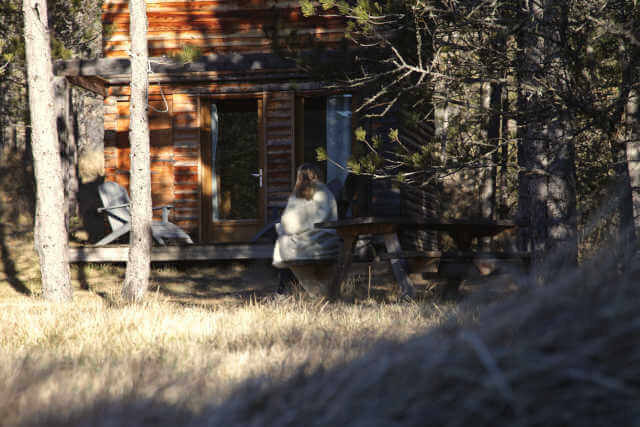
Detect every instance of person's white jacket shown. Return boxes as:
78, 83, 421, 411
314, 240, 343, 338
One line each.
272, 183, 340, 267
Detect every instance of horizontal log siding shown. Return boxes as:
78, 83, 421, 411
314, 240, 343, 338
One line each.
102, 0, 347, 58
171, 94, 200, 233
265, 91, 294, 221
360, 108, 439, 251
396, 109, 438, 251
104, 86, 342, 239
104, 96, 118, 186
103, 92, 201, 239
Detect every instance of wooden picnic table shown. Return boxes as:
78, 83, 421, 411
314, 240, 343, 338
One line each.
316, 217, 517, 300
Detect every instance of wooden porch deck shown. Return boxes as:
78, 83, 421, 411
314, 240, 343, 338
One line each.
68, 244, 274, 263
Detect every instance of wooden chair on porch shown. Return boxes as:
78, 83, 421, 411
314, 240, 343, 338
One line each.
96, 181, 194, 246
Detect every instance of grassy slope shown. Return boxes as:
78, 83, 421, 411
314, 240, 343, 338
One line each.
0, 262, 467, 426
0, 150, 532, 426
0, 160, 470, 426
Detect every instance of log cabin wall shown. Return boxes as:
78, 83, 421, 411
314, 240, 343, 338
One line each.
265, 91, 295, 222
104, 91, 200, 235
60, 0, 444, 248
104, 85, 304, 240
104, 82, 440, 244
170, 94, 200, 232
102, 0, 346, 58
359, 108, 439, 251
101, 1, 348, 241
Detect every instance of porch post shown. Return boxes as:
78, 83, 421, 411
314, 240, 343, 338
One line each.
54, 76, 79, 225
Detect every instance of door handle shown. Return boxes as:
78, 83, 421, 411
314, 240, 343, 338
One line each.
251, 168, 263, 188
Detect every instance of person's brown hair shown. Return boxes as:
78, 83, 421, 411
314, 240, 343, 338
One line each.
293, 163, 320, 200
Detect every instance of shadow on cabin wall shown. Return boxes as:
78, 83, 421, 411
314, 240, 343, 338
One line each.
440, 169, 486, 220
72, 87, 107, 243
77, 175, 106, 243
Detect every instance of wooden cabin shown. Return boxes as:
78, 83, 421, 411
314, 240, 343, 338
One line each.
55, 0, 438, 261
56, 0, 354, 248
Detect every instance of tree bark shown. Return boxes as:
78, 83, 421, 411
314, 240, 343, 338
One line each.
608, 9, 640, 264
610, 48, 637, 258
22, 0, 72, 301
612, 124, 636, 257
480, 20, 507, 223
122, 0, 152, 303
481, 79, 504, 224
499, 87, 510, 218
516, 0, 578, 277
626, 87, 640, 245
434, 79, 449, 169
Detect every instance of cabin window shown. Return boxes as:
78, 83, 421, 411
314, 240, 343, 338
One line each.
210, 99, 260, 221
296, 94, 352, 186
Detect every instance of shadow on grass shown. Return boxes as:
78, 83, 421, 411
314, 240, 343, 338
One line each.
0, 222, 32, 296
16, 399, 195, 427
76, 264, 90, 291
151, 275, 280, 306
0, 143, 35, 296
14, 259, 640, 427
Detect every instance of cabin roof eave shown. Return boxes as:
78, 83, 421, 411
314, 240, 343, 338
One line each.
54, 50, 356, 91
55, 52, 297, 77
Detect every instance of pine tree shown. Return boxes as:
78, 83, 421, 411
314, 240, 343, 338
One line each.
122, 0, 152, 303
22, 0, 73, 301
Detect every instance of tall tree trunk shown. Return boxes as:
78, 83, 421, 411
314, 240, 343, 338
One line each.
480, 81, 502, 249
435, 79, 449, 169
480, 82, 500, 222
626, 87, 640, 246
516, 0, 542, 259
516, 0, 578, 277
499, 88, 510, 218
122, 0, 152, 303
612, 122, 636, 257
610, 45, 637, 258
480, 21, 507, 223
611, 8, 640, 265
22, 0, 72, 301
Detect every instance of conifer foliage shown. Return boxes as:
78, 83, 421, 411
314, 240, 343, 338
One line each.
299, 0, 640, 264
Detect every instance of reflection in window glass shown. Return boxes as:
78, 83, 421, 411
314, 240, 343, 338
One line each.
326, 94, 352, 186
303, 97, 326, 180
301, 95, 352, 186
213, 99, 259, 220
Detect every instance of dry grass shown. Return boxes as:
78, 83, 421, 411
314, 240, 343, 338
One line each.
0, 186, 470, 427
0, 153, 523, 427
5, 151, 635, 426
4, 249, 637, 427
0, 278, 468, 426
202, 254, 640, 427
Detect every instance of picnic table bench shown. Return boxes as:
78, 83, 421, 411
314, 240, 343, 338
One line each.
314, 217, 528, 300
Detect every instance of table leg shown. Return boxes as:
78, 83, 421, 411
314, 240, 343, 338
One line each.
383, 232, 416, 299
437, 255, 472, 299
435, 230, 476, 299
329, 235, 356, 301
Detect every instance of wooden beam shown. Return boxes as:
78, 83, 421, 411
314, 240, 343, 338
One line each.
66, 76, 107, 97
53, 77, 79, 218
104, 71, 309, 85
54, 53, 299, 77
68, 244, 274, 262
106, 81, 326, 97
53, 50, 354, 79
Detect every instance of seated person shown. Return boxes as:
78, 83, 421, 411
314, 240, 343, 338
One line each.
272, 163, 341, 267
